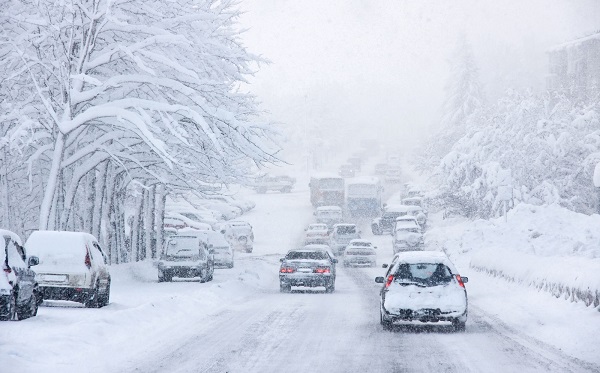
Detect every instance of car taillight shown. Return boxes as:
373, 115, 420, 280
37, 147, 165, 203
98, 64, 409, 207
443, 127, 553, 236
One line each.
314, 267, 330, 274
3, 266, 11, 274
280, 267, 295, 273
85, 252, 91, 269
455, 274, 465, 288
385, 275, 394, 288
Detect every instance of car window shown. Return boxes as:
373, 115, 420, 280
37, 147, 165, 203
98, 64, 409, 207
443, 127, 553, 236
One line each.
4, 237, 27, 269
286, 251, 328, 260
394, 263, 453, 286
92, 242, 107, 265
336, 226, 356, 235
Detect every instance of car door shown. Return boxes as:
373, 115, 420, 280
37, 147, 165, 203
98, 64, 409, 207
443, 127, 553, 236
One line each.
7, 238, 34, 303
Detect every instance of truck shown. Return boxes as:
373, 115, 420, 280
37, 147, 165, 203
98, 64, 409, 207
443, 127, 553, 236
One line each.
309, 175, 345, 207
345, 177, 383, 218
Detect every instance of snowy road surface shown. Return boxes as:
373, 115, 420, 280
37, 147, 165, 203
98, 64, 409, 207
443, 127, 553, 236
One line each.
2, 183, 599, 372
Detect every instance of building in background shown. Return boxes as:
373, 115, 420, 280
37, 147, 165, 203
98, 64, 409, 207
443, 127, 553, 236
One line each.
547, 31, 600, 100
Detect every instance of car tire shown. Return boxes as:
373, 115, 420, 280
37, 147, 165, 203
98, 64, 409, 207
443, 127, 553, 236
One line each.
0, 292, 17, 321
380, 311, 393, 331
98, 280, 111, 307
325, 281, 335, 293
84, 283, 100, 308
280, 283, 291, 293
452, 319, 466, 332
371, 225, 381, 235
18, 293, 38, 320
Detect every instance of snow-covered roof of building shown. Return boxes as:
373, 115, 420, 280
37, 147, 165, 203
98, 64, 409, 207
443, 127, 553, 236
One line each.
549, 31, 600, 52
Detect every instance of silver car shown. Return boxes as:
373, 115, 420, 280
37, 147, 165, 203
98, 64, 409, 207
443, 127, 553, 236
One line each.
279, 249, 337, 293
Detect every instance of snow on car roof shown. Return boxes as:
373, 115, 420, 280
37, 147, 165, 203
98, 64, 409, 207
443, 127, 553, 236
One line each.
349, 239, 371, 244
0, 229, 22, 246
392, 251, 458, 271
26, 230, 95, 251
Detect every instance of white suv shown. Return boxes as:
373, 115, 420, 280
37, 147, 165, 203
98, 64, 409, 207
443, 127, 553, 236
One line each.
25, 231, 111, 308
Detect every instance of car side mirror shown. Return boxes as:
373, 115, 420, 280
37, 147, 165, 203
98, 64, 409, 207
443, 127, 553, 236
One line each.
28, 256, 39, 267
279, 258, 284, 262
462, 276, 469, 283
382, 264, 388, 268
332, 259, 338, 263
220, 230, 226, 234
375, 276, 385, 283
374, 246, 378, 249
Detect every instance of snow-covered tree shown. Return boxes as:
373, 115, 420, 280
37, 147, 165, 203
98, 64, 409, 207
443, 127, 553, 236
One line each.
0, 0, 279, 258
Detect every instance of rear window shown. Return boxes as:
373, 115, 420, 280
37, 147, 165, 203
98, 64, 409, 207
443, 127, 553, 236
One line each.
286, 251, 328, 260
393, 263, 453, 286
335, 226, 356, 235
166, 237, 205, 259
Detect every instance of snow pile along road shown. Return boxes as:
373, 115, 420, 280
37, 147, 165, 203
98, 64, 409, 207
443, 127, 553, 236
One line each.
427, 203, 600, 309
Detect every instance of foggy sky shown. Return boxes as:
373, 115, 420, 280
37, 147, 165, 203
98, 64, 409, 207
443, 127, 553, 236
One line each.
239, 0, 600, 160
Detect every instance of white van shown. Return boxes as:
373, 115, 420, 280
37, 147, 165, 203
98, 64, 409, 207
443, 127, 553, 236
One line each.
25, 231, 111, 308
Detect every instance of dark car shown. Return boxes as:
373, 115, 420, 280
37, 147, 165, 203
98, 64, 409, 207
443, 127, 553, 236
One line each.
1, 229, 41, 321
279, 249, 337, 293
158, 231, 215, 282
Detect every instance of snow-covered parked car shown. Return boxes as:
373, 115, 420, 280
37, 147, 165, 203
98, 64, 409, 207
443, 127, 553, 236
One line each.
329, 223, 361, 256
198, 199, 241, 221
199, 230, 234, 268
253, 175, 296, 193
165, 212, 213, 231
376, 251, 469, 331
343, 240, 377, 267
304, 223, 330, 245
175, 209, 220, 229
25, 231, 111, 308
221, 220, 254, 253
314, 205, 343, 228
279, 248, 337, 293
158, 231, 215, 282
207, 195, 255, 213
1, 229, 41, 321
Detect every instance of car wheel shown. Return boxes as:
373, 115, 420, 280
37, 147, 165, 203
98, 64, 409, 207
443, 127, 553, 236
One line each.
98, 280, 110, 307
452, 319, 466, 332
18, 293, 38, 320
371, 225, 381, 235
380, 311, 393, 331
325, 281, 335, 293
84, 284, 100, 308
228, 262, 234, 269
0, 292, 17, 321
280, 283, 291, 293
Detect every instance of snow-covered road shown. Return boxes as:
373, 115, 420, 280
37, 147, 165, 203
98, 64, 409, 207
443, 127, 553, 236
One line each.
2, 183, 599, 372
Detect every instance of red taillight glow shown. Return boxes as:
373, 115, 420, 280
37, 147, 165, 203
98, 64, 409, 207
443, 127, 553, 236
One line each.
314, 267, 331, 274
84, 252, 91, 269
280, 267, 295, 273
385, 275, 394, 288
455, 274, 465, 288
3, 267, 11, 274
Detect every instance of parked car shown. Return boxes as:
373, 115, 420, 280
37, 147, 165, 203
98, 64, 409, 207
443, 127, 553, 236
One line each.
329, 224, 361, 256
207, 195, 255, 213
198, 199, 241, 220
202, 231, 234, 268
338, 164, 355, 178
165, 212, 213, 231
1, 229, 40, 321
343, 240, 377, 267
253, 174, 296, 193
221, 220, 254, 253
158, 231, 215, 282
314, 205, 343, 228
375, 251, 469, 331
25, 231, 111, 308
279, 248, 337, 293
175, 209, 220, 229
304, 223, 330, 245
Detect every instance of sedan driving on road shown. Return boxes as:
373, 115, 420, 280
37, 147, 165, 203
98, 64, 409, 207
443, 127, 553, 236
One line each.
279, 249, 337, 293
376, 251, 468, 331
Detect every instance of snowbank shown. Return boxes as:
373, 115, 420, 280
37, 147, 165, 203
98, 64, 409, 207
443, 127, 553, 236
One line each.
426, 204, 600, 309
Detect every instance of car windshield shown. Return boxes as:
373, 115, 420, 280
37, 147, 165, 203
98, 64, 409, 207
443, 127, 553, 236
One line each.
394, 263, 453, 286
286, 251, 328, 260
309, 225, 327, 230
396, 228, 420, 234
350, 242, 370, 247
383, 212, 402, 219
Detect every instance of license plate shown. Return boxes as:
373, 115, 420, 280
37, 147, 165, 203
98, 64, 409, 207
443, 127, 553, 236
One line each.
298, 268, 312, 273
43, 274, 68, 283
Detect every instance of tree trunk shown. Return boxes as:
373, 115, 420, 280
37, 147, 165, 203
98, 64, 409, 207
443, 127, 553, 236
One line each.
39, 133, 66, 230
144, 184, 156, 260
92, 161, 108, 239
155, 184, 167, 259
132, 190, 145, 262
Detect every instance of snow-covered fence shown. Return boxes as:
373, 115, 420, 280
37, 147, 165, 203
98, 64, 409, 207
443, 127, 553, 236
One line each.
470, 252, 600, 310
